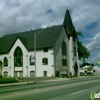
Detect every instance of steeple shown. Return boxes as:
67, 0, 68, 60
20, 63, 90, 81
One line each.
63, 9, 75, 35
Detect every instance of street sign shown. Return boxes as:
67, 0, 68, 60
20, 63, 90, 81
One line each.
60, 70, 67, 74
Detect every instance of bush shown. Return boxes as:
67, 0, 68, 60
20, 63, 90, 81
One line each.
0, 74, 3, 78
0, 78, 18, 84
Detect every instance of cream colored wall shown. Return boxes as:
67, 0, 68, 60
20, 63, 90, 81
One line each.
0, 38, 54, 77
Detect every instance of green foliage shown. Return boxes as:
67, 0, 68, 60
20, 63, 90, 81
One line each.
76, 31, 83, 38
87, 67, 93, 71
76, 31, 90, 62
78, 41, 90, 61
0, 78, 18, 84
80, 63, 94, 68
91, 63, 94, 67
80, 63, 90, 68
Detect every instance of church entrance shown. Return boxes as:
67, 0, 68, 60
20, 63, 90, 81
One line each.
56, 71, 59, 77
74, 63, 78, 76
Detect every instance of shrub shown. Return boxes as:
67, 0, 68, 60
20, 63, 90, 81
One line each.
0, 74, 3, 78
0, 78, 18, 84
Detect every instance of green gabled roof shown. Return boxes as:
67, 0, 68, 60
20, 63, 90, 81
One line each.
63, 9, 75, 35
0, 25, 63, 54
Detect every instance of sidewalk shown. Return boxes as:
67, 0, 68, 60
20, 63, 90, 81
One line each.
0, 75, 96, 88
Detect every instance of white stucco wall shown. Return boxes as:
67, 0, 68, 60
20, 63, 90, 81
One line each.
69, 37, 79, 75
6, 38, 28, 77
0, 38, 54, 77
68, 37, 74, 75
35, 49, 54, 77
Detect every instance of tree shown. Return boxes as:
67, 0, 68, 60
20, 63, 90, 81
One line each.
76, 31, 90, 63
80, 63, 94, 68
87, 66, 93, 71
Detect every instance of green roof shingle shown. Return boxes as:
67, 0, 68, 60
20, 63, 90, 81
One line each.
0, 25, 63, 54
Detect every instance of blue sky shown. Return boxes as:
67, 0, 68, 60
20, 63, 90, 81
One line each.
0, 0, 100, 64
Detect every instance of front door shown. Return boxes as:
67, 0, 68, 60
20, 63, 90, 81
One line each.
56, 71, 59, 77
74, 63, 78, 76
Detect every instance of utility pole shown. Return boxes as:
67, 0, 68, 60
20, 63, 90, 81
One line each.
34, 32, 36, 82
33, 29, 45, 82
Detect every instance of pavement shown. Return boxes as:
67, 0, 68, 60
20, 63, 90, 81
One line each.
0, 75, 96, 88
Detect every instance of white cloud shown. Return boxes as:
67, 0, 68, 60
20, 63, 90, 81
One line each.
91, 53, 100, 64
0, 0, 99, 37
86, 32, 100, 63
0, 0, 100, 63
87, 33, 100, 52
71, 1, 100, 31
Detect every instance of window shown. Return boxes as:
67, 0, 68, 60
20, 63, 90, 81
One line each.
30, 55, 35, 65
4, 71, 8, 77
73, 39, 76, 56
62, 41, 67, 55
3, 57, 8, 66
43, 71, 47, 77
62, 59, 67, 66
30, 71, 35, 77
44, 48, 48, 52
14, 47, 23, 67
19, 71, 23, 77
14, 71, 17, 77
74, 47, 76, 56
42, 58, 48, 65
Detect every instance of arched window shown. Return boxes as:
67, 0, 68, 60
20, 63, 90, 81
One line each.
3, 57, 8, 66
30, 55, 35, 65
4, 71, 8, 77
14, 46, 23, 67
43, 71, 47, 77
62, 41, 67, 55
30, 71, 35, 77
42, 58, 48, 65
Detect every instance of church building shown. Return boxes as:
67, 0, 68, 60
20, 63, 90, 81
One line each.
0, 9, 79, 77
